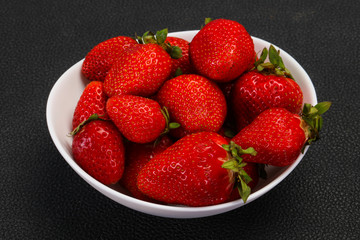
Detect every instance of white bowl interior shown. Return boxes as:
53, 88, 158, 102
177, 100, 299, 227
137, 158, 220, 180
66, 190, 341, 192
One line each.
46, 30, 317, 218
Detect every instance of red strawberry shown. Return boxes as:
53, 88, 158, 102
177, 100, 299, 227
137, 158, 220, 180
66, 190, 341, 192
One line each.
72, 81, 108, 130
231, 45, 303, 131
71, 119, 125, 185
120, 136, 173, 202
165, 36, 194, 76
231, 102, 331, 167
103, 43, 172, 97
189, 18, 254, 82
106, 95, 178, 143
103, 29, 182, 98
156, 74, 227, 138
81, 36, 137, 82
137, 131, 257, 206
137, 132, 234, 206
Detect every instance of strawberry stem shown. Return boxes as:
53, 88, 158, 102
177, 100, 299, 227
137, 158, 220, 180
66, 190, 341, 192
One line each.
160, 106, 180, 135
222, 141, 257, 203
69, 113, 106, 136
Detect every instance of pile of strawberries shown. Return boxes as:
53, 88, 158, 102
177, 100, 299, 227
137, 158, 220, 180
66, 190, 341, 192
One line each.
70, 18, 331, 207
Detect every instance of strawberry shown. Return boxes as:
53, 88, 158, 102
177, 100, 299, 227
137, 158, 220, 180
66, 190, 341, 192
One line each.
137, 131, 257, 206
81, 36, 137, 82
231, 102, 331, 167
103, 43, 172, 97
165, 36, 194, 76
106, 94, 178, 143
72, 81, 108, 130
189, 18, 254, 82
104, 29, 181, 98
231, 45, 303, 131
71, 118, 125, 185
156, 74, 227, 138
137, 132, 234, 206
120, 136, 173, 202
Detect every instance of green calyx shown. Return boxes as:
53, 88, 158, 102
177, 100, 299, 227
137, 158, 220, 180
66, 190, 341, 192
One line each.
69, 113, 106, 136
253, 45, 294, 80
301, 101, 332, 146
174, 68, 183, 77
205, 17, 213, 25
153, 106, 180, 146
135, 28, 182, 59
200, 18, 213, 29
160, 106, 180, 135
222, 141, 257, 203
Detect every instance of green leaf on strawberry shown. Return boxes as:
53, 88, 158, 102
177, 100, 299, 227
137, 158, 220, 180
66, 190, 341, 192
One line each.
160, 106, 180, 135
136, 28, 182, 59
221, 141, 257, 203
156, 28, 168, 44
205, 17, 213, 25
301, 101, 332, 146
254, 45, 294, 80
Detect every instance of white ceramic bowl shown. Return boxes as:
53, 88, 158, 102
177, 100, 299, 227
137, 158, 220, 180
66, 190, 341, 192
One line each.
46, 30, 317, 218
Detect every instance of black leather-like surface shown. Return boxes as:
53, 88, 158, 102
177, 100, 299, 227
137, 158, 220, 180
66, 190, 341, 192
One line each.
1, 0, 359, 239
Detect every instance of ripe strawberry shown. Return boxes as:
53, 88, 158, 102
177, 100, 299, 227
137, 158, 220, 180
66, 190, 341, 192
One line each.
156, 74, 227, 138
137, 131, 257, 206
165, 36, 194, 76
103, 43, 172, 97
120, 136, 173, 202
189, 18, 254, 82
72, 81, 108, 130
81, 36, 137, 82
106, 94, 178, 143
137, 132, 233, 206
103, 29, 181, 98
231, 45, 303, 131
71, 118, 125, 185
231, 102, 331, 167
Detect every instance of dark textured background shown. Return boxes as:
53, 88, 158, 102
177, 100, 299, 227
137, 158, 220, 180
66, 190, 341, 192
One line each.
1, 0, 359, 239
